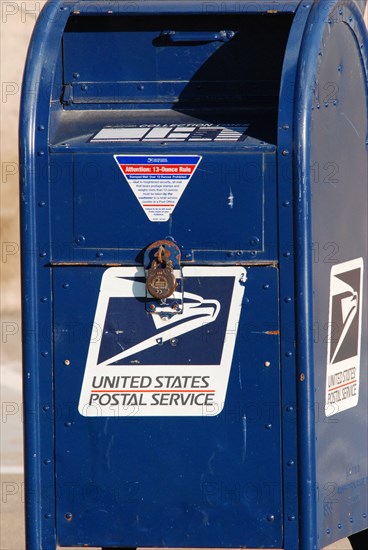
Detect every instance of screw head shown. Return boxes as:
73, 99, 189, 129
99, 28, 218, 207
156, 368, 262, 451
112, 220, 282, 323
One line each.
266, 514, 275, 522
65, 512, 73, 520
264, 361, 271, 368
64, 359, 71, 366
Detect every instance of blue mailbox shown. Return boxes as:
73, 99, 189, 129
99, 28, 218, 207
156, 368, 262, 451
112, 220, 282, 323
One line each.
20, 1, 367, 549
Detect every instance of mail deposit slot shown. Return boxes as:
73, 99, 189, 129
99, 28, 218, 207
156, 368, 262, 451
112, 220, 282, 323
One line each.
20, 1, 368, 549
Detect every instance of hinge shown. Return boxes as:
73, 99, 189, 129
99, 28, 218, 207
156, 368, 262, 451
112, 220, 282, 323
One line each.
61, 84, 73, 106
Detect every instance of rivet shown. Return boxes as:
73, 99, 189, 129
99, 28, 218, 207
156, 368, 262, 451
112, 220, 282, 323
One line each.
283, 200, 290, 207
39, 251, 47, 258
265, 423, 272, 430
264, 361, 271, 368
318, 50, 323, 56
236, 251, 242, 256
170, 338, 178, 346
43, 459, 51, 465
286, 406, 294, 412
348, 16, 353, 22
249, 237, 260, 247
338, 65, 342, 72
38, 201, 46, 207
284, 296, 292, 303
339, 8, 343, 15
287, 460, 295, 467
38, 151, 45, 157
317, 103, 321, 109
38, 125, 45, 131
288, 515, 296, 521
300, 373, 306, 382
43, 405, 50, 412
64, 359, 71, 366
326, 528, 331, 535
96, 252, 103, 258
62, 283, 69, 289
243, 297, 250, 304
40, 296, 47, 303
338, 523, 342, 529
65, 512, 73, 520
325, 102, 329, 108
137, 84, 145, 91
283, 251, 291, 258
73, 72, 80, 79
184, 253, 191, 259
41, 351, 48, 357
149, 304, 156, 311
349, 517, 354, 523
249, 251, 257, 257
282, 124, 290, 130
75, 235, 86, 245
81, 84, 88, 91
263, 284, 270, 290
333, 100, 337, 106
64, 421, 72, 428
44, 513, 52, 519
363, 513, 367, 519
227, 252, 235, 257
281, 149, 289, 156
285, 351, 293, 358
266, 515, 275, 522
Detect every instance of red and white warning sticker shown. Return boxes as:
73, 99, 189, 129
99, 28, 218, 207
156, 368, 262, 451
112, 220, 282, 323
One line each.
114, 155, 202, 222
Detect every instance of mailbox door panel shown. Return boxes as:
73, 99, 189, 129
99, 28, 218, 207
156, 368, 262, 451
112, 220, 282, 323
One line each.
53, 265, 282, 548
72, 152, 270, 253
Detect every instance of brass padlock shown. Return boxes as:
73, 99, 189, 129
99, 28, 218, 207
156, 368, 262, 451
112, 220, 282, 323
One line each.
146, 245, 177, 300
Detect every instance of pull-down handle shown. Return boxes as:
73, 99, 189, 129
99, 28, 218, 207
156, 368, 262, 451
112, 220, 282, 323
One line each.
160, 30, 235, 43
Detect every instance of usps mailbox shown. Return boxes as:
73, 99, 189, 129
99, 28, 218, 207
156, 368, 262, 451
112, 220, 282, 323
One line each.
20, 1, 368, 549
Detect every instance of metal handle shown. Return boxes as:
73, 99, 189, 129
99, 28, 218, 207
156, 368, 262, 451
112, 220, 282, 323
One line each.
160, 30, 235, 43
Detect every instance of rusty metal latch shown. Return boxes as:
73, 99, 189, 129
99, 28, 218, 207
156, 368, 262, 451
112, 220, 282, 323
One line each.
144, 240, 183, 318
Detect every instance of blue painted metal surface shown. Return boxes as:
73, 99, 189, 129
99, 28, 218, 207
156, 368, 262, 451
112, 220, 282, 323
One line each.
294, 1, 368, 548
20, 0, 368, 548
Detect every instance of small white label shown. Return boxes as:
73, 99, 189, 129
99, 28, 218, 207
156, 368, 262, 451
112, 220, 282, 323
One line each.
78, 266, 246, 417
325, 258, 364, 417
92, 124, 249, 142
114, 154, 201, 222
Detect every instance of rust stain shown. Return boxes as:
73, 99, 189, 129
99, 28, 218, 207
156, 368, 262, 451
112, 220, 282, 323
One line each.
265, 330, 280, 336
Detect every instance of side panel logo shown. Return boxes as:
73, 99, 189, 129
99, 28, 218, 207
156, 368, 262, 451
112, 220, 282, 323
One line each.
79, 266, 246, 417
325, 258, 364, 416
